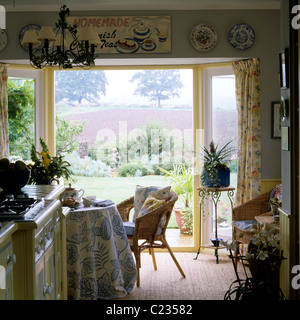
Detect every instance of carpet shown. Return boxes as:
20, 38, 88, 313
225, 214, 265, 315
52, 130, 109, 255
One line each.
117, 251, 238, 300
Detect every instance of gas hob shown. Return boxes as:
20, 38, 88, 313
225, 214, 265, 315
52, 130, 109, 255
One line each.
0, 194, 45, 221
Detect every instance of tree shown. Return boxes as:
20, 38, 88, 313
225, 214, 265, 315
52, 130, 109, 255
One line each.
130, 70, 183, 107
8, 79, 35, 159
55, 115, 87, 155
55, 70, 108, 104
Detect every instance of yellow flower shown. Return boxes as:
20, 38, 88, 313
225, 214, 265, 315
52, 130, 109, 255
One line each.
41, 150, 51, 171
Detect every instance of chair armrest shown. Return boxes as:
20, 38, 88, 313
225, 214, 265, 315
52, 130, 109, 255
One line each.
232, 191, 272, 221
117, 196, 134, 222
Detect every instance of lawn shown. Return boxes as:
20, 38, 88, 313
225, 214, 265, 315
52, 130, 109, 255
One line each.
72, 174, 181, 228
71, 173, 237, 230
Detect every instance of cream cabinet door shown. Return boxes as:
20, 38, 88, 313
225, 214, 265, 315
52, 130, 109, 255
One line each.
35, 243, 55, 300
0, 241, 15, 300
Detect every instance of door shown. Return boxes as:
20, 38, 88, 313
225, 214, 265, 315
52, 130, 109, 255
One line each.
203, 66, 237, 244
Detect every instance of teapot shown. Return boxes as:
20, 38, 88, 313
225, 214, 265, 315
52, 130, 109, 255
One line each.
62, 184, 84, 201
133, 22, 151, 42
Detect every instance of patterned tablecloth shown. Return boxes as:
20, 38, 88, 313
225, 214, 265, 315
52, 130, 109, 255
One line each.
66, 203, 137, 299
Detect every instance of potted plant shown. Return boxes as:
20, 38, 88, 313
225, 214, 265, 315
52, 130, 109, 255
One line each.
200, 141, 232, 187
28, 138, 72, 185
158, 164, 193, 234
222, 223, 285, 300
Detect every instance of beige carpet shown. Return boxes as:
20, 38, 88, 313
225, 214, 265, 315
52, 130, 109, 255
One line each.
118, 251, 238, 300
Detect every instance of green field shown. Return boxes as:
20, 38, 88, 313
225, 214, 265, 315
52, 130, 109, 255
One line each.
71, 173, 237, 229
73, 175, 179, 228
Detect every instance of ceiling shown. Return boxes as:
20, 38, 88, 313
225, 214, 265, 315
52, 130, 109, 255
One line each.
1, 0, 280, 11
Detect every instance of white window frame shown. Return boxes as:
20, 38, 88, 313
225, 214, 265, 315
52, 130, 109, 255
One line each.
7, 68, 44, 148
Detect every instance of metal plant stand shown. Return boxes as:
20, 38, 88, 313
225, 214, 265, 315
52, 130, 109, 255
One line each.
194, 186, 235, 263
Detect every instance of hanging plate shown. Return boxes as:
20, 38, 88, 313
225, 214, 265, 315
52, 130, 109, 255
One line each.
0, 29, 8, 52
19, 24, 43, 52
228, 23, 255, 50
190, 24, 217, 52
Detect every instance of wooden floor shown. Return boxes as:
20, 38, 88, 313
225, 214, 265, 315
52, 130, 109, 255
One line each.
165, 228, 193, 247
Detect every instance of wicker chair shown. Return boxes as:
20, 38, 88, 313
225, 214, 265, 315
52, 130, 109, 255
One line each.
117, 190, 186, 287
232, 190, 272, 246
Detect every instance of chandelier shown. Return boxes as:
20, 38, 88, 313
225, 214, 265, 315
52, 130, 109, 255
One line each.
21, 5, 100, 69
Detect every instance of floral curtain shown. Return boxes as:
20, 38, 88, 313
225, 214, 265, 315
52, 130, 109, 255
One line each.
0, 64, 9, 159
232, 58, 261, 205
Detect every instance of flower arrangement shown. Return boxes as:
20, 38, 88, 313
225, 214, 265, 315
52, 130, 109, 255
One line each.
28, 138, 72, 184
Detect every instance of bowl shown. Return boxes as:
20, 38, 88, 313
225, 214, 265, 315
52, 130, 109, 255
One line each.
0, 169, 31, 194
210, 238, 223, 247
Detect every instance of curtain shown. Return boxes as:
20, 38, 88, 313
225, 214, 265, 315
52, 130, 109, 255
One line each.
232, 58, 261, 205
0, 64, 9, 159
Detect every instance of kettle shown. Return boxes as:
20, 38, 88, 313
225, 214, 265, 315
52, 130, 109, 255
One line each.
62, 183, 84, 201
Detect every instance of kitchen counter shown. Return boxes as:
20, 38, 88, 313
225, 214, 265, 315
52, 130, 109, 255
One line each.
0, 184, 68, 300
0, 184, 65, 240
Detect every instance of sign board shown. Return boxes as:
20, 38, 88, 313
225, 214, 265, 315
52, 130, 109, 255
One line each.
67, 16, 171, 54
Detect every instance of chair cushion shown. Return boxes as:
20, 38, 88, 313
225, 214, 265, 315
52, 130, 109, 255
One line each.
133, 185, 171, 222
123, 221, 136, 236
233, 219, 257, 231
139, 195, 167, 228
138, 195, 166, 217
123, 221, 163, 236
268, 184, 282, 210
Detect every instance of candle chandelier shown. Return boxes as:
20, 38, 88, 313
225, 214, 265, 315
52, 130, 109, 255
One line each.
21, 5, 100, 69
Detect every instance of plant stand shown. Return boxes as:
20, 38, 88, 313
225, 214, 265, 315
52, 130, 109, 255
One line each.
194, 186, 235, 263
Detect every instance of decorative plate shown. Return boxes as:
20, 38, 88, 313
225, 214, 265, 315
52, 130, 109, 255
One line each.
19, 24, 43, 52
0, 29, 7, 52
116, 38, 140, 54
190, 24, 217, 52
228, 23, 255, 50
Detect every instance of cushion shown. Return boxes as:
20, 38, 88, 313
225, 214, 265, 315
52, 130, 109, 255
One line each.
138, 195, 166, 218
138, 195, 167, 228
123, 221, 163, 236
123, 221, 136, 236
133, 185, 171, 222
268, 184, 282, 210
233, 220, 257, 231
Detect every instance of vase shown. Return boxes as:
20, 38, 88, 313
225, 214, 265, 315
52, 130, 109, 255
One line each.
201, 167, 230, 187
174, 208, 193, 234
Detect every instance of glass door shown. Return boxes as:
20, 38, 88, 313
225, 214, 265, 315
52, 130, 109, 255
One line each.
203, 66, 237, 244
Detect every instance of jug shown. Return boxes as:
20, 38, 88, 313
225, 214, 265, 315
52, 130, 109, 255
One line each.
62, 183, 84, 201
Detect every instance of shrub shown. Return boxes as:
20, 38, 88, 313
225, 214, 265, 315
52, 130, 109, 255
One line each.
67, 152, 111, 177
118, 162, 148, 177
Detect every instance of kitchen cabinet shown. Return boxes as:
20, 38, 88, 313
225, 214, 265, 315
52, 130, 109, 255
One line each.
0, 185, 69, 300
0, 239, 16, 300
0, 223, 17, 300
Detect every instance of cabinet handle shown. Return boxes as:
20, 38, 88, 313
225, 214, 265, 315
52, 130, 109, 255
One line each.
43, 283, 53, 296
6, 254, 16, 265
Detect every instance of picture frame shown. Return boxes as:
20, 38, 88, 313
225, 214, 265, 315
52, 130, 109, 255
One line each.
279, 48, 288, 89
271, 101, 281, 139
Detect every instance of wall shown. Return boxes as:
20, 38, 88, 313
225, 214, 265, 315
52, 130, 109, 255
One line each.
0, 8, 281, 179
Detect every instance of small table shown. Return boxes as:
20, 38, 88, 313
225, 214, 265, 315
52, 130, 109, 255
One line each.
194, 186, 235, 264
66, 202, 137, 299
